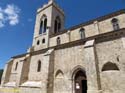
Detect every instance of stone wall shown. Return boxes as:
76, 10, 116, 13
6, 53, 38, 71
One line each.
95, 36, 125, 93
9, 57, 26, 86
53, 41, 100, 93
1, 60, 13, 86
49, 13, 125, 48
32, 1, 65, 51
54, 45, 85, 93
28, 52, 49, 81
99, 14, 125, 34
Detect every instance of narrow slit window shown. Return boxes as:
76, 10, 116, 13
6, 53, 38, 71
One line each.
15, 62, 18, 71
39, 21, 43, 34
54, 16, 61, 33
79, 28, 85, 39
42, 38, 45, 44
37, 60, 41, 72
39, 15, 47, 34
111, 18, 120, 31
43, 18, 47, 33
57, 37, 61, 45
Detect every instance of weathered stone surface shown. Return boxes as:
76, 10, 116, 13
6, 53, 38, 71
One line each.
1, 0, 125, 93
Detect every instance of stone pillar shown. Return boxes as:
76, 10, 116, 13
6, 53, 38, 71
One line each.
121, 36, 125, 48
84, 39, 102, 93
1, 63, 8, 86
1, 59, 13, 86
47, 49, 54, 93
19, 54, 31, 86
94, 21, 100, 34
16, 56, 30, 87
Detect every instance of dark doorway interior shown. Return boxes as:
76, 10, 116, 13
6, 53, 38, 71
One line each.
82, 80, 87, 93
75, 70, 87, 93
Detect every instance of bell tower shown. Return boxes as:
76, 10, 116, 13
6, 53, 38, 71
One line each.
32, 0, 65, 51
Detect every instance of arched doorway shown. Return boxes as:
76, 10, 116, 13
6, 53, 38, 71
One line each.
74, 70, 87, 93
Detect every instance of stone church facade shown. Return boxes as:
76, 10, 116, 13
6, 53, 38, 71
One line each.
1, 0, 125, 93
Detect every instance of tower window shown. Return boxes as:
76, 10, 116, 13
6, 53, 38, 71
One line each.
42, 38, 45, 44
79, 28, 85, 39
111, 18, 120, 31
54, 16, 61, 33
43, 18, 47, 33
57, 37, 61, 45
39, 21, 43, 34
39, 15, 47, 34
37, 60, 41, 72
54, 20, 58, 33
37, 40, 40, 45
15, 62, 18, 71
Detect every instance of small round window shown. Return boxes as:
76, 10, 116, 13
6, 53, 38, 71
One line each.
42, 38, 45, 44
37, 40, 40, 45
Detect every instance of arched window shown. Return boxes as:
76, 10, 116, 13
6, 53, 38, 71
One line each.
37, 40, 40, 45
15, 62, 18, 71
54, 16, 61, 33
39, 15, 47, 34
37, 60, 41, 72
57, 37, 61, 45
79, 28, 85, 39
42, 38, 45, 44
111, 18, 120, 31
102, 62, 119, 71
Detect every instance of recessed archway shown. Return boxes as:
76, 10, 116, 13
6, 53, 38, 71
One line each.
102, 62, 119, 71
55, 69, 64, 79
72, 68, 87, 93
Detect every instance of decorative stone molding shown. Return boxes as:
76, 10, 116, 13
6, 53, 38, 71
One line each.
44, 49, 54, 56
84, 39, 95, 48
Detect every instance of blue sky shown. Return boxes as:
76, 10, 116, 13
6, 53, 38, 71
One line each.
0, 0, 124, 69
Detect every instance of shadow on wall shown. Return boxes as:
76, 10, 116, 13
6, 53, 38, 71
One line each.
0, 69, 3, 84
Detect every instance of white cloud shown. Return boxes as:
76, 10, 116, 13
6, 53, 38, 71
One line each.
0, 4, 20, 28
0, 8, 4, 28
9, 15, 19, 25
4, 4, 20, 26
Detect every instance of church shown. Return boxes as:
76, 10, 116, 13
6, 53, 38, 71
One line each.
1, 0, 125, 93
